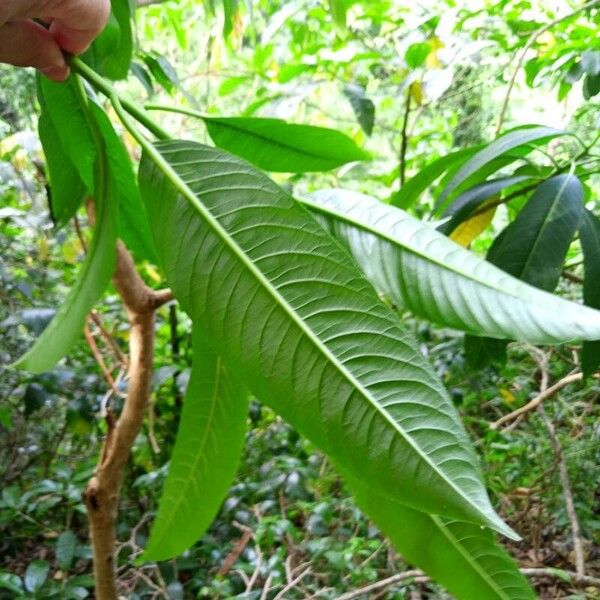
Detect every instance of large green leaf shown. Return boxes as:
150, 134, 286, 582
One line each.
139, 140, 515, 538
90, 104, 156, 263
144, 329, 248, 561
437, 126, 568, 207
38, 112, 87, 227
485, 175, 583, 292
300, 188, 600, 344
580, 209, 600, 377
466, 174, 584, 364
14, 96, 117, 372
38, 78, 97, 191
345, 472, 535, 600
201, 116, 370, 172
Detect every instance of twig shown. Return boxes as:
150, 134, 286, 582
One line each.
398, 91, 412, 189
561, 270, 584, 285
218, 528, 253, 576
490, 372, 582, 430
84, 323, 117, 391
335, 570, 425, 600
273, 567, 311, 600
520, 568, 600, 587
531, 351, 586, 578
495, 0, 600, 135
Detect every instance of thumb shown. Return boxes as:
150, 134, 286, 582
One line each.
0, 20, 69, 81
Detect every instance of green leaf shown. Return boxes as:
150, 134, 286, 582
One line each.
439, 176, 531, 236
223, 0, 239, 38
486, 175, 583, 292
0, 572, 23, 594
24, 560, 49, 593
391, 146, 481, 209
13, 100, 117, 373
345, 473, 535, 600
139, 139, 516, 538
89, 0, 134, 80
201, 116, 370, 172
580, 209, 600, 378
330, 0, 349, 33
300, 188, 600, 344
38, 78, 97, 191
38, 112, 87, 227
89, 103, 156, 263
56, 531, 77, 571
583, 73, 600, 99
343, 84, 375, 136
438, 126, 569, 207
468, 174, 584, 363
144, 329, 248, 561
405, 42, 431, 68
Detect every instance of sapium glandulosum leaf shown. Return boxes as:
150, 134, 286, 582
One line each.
138, 139, 516, 539
143, 329, 248, 561
301, 189, 600, 344
344, 471, 535, 600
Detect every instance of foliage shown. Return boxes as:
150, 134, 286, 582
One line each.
1, 0, 600, 598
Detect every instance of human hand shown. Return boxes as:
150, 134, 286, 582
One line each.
0, 0, 111, 81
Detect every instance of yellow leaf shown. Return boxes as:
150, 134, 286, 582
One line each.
425, 36, 444, 69
537, 31, 555, 54
143, 263, 162, 283
499, 388, 515, 404
409, 81, 423, 106
62, 237, 83, 265
450, 197, 497, 247
37, 236, 50, 262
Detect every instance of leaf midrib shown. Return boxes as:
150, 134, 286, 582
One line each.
146, 141, 496, 531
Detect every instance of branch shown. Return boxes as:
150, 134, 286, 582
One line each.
83, 241, 169, 600
490, 371, 582, 430
398, 91, 411, 189
520, 568, 600, 587
495, 0, 600, 136
336, 570, 426, 600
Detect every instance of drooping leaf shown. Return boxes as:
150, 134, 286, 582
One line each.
200, 116, 370, 172
329, 0, 349, 34
391, 146, 481, 209
222, 0, 239, 38
13, 105, 117, 372
56, 531, 77, 571
343, 84, 375, 136
437, 126, 569, 207
467, 174, 584, 364
144, 330, 248, 561
139, 140, 515, 537
485, 175, 584, 292
300, 188, 600, 344
88, 0, 134, 80
439, 176, 532, 237
38, 77, 97, 191
345, 472, 535, 600
89, 103, 156, 262
141, 52, 180, 94
580, 209, 600, 377
583, 73, 600, 99
38, 112, 87, 227
449, 198, 497, 247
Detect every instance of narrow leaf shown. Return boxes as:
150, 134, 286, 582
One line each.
346, 473, 535, 600
201, 116, 370, 172
438, 126, 568, 207
391, 147, 480, 209
300, 188, 600, 344
38, 112, 87, 226
580, 209, 600, 377
144, 330, 248, 561
139, 140, 515, 537
343, 84, 375, 136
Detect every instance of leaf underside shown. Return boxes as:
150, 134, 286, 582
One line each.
301, 188, 600, 344
139, 139, 515, 538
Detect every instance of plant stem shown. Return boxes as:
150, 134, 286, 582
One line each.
71, 58, 170, 141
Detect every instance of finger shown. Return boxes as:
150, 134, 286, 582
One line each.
49, 0, 111, 54
0, 19, 69, 80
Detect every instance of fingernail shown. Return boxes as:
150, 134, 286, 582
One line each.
39, 65, 70, 82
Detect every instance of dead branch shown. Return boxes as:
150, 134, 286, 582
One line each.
83, 241, 171, 600
490, 371, 582, 430
520, 568, 600, 587
336, 570, 426, 600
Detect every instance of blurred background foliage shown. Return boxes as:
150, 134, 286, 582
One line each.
1, 0, 599, 597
